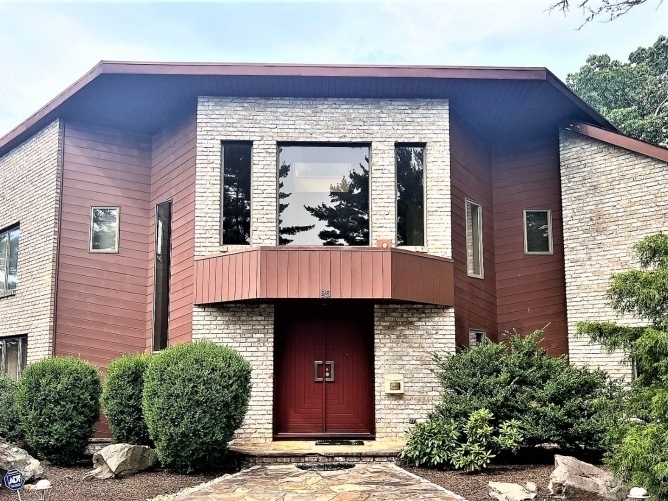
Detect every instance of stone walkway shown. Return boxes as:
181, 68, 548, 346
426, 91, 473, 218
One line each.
173, 463, 466, 500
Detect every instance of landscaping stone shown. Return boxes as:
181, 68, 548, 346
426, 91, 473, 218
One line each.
83, 443, 158, 480
488, 481, 537, 501
548, 455, 628, 500
0, 439, 44, 481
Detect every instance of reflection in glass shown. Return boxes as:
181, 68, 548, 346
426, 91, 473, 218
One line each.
525, 210, 552, 253
0, 337, 26, 380
154, 201, 172, 351
91, 208, 119, 251
0, 226, 20, 292
466, 200, 483, 277
396, 145, 425, 246
278, 145, 370, 246
222, 142, 252, 245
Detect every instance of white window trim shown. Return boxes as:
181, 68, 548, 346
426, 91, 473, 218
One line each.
523, 209, 553, 255
465, 198, 484, 279
89, 206, 120, 253
0, 335, 27, 380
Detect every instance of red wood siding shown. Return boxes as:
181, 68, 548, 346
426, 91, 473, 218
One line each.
56, 122, 151, 368
149, 116, 196, 348
194, 247, 454, 306
450, 115, 497, 347
492, 137, 568, 356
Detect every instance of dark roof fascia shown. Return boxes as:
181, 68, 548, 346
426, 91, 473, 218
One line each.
0, 61, 613, 156
564, 122, 668, 163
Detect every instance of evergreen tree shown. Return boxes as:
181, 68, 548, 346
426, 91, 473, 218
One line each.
278, 162, 314, 245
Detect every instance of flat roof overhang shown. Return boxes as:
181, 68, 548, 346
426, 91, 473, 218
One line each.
193, 246, 454, 306
0, 61, 616, 158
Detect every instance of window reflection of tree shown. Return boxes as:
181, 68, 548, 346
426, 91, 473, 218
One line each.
304, 157, 370, 246
396, 146, 424, 246
526, 211, 550, 252
278, 161, 315, 245
222, 144, 252, 245
92, 208, 118, 250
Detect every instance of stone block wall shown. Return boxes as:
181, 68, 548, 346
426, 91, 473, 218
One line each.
0, 120, 62, 364
560, 130, 668, 379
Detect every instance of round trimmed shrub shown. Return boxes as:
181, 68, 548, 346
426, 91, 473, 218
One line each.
143, 342, 251, 472
15, 357, 101, 464
0, 374, 22, 443
102, 353, 152, 446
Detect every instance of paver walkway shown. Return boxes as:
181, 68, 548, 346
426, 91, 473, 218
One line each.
174, 463, 466, 501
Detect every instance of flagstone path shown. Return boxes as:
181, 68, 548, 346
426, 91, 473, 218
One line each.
173, 463, 466, 500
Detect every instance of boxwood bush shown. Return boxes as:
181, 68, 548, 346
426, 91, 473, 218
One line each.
0, 374, 22, 443
102, 353, 152, 446
15, 357, 101, 464
143, 342, 251, 472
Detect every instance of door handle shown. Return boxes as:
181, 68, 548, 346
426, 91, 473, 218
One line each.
314, 361, 335, 382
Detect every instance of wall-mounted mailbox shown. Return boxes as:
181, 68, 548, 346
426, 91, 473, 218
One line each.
384, 374, 404, 394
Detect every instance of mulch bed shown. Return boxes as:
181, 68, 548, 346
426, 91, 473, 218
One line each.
0, 462, 237, 501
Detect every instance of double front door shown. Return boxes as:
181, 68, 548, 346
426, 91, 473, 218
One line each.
274, 302, 374, 438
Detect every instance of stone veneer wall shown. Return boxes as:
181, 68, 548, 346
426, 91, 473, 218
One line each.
0, 120, 62, 363
560, 130, 668, 380
194, 98, 454, 440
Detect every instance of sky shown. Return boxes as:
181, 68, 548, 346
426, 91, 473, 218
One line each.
0, 0, 666, 137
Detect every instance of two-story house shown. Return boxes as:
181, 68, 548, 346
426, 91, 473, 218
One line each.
1, 62, 667, 442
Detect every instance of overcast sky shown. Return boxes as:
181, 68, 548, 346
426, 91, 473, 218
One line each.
0, 0, 666, 137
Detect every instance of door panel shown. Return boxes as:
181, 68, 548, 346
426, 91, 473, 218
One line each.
274, 302, 374, 437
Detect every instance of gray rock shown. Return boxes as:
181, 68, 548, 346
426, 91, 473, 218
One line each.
548, 455, 628, 500
83, 443, 158, 480
488, 481, 537, 501
0, 439, 44, 482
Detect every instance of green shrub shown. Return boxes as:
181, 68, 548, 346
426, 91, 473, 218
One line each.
15, 357, 101, 464
143, 342, 252, 473
400, 408, 522, 472
431, 331, 608, 452
102, 353, 151, 446
0, 374, 22, 443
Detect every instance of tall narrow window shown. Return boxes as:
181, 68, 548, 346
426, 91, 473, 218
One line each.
278, 144, 370, 246
465, 199, 483, 278
153, 201, 172, 351
396, 144, 425, 246
0, 336, 27, 380
90, 207, 120, 253
0, 224, 20, 294
524, 209, 553, 254
222, 142, 252, 245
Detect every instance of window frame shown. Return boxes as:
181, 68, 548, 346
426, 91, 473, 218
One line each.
0, 223, 20, 296
523, 209, 553, 255
468, 329, 486, 347
465, 198, 484, 279
0, 335, 27, 381
89, 206, 120, 253
395, 143, 427, 248
221, 141, 253, 246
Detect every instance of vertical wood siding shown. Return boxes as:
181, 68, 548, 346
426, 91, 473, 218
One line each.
492, 137, 568, 356
56, 122, 151, 368
450, 115, 498, 347
149, 116, 197, 348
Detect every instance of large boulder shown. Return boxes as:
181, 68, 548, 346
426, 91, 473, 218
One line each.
489, 481, 537, 501
548, 455, 628, 500
0, 439, 44, 482
83, 443, 157, 480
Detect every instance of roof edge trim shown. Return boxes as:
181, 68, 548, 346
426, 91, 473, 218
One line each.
565, 122, 668, 163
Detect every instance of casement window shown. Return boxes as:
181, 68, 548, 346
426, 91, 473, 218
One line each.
0, 336, 27, 381
524, 209, 553, 254
469, 329, 486, 346
90, 207, 120, 253
0, 224, 20, 295
396, 144, 425, 247
278, 143, 370, 246
465, 199, 483, 278
221, 142, 252, 245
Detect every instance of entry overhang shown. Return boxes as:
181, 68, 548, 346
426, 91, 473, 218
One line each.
194, 247, 454, 306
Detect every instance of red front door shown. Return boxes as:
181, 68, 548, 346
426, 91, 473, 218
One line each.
274, 302, 375, 438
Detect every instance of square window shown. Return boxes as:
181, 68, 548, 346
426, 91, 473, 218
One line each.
0, 336, 27, 380
469, 329, 486, 346
396, 144, 425, 246
465, 199, 483, 278
90, 207, 120, 253
524, 209, 553, 254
